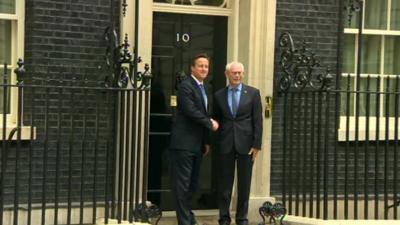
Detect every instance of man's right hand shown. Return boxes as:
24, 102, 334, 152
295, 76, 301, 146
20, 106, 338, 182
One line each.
211, 119, 219, 131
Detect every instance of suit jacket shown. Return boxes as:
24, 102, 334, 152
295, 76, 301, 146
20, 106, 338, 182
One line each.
214, 84, 263, 154
170, 76, 212, 152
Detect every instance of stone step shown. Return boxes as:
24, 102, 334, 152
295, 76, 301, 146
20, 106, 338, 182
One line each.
157, 210, 219, 225
155, 210, 261, 225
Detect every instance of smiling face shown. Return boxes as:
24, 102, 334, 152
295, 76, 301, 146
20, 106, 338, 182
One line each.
191, 57, 209, 82
225, 63, 244, 87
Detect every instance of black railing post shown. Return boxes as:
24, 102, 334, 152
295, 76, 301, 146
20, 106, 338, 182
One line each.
54, 77, 63, 225
393, 76, 400, 217
67, 77, 76, 225
123, 90, 131, 222
117, 87, 125, 223
141, 64, 152, 222
129, 89, 137, 223
294, 92, 301, 216
0, 63, 8, 225
136, 87, 143, 219
323, 91, 331, 220
316, 90, 322, 219
364, 75, 371, 219
132, 0, 140, 218
393, 76, 400, 219
288, 92, 294, 214
104, 89, 114, 224
79, 78, 89, 225
344, 75, 351, 219
310, 91, 316, 218
302, 92, 309, 217
28, 66, 35, 225
281, 92, 288, 207
374, 78, 381, 219
91, 81, 100, 224
129, 85, 137, 223
13, 59, 25, 225
41, 70, 50, 225
384, 78, 390, 219
333, 0, 345, 218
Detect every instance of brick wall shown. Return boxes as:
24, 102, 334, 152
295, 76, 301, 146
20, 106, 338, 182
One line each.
1, 0, 122, 205
25, 0, 120, 74
271, 0, 341, 196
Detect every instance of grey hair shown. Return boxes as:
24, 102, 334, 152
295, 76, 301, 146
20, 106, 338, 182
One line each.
225, 62, 245, 72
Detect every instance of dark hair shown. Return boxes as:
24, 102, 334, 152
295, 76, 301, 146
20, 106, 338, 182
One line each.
191, 53, 210, 67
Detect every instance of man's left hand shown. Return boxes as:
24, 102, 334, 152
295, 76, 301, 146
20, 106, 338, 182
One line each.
248, 148, 260, 161
203, 144, 211, 156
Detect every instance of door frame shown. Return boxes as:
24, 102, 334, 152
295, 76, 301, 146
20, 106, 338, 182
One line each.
121, 1, 238, 70
149, 12, 229, 210
121, 0, 278, 220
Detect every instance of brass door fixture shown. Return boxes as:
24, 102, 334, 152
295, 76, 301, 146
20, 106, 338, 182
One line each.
265, 96, 272, 118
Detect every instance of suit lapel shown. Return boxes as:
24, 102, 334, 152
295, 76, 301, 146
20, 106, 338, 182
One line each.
221, 87, 234, 119
236, 84, 247, 116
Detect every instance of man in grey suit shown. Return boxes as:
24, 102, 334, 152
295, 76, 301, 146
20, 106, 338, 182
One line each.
170, 54, 219, 225
213, 62, 263, 225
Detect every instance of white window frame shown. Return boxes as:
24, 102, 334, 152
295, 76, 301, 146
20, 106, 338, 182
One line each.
340, 0, 400, 141
153, 0, 230, 9
152, 0, 232, 16
0, 0, 31, 139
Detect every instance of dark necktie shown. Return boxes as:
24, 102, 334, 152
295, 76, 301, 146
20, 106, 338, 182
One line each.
231, 88, 238, 117
199, 84, 208, 110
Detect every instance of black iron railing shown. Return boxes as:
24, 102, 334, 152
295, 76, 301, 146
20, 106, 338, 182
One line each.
0, 60, 160, 225
277, 31, 400, 220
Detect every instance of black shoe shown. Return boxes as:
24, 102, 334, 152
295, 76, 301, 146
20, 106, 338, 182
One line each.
235, 220, 248, 225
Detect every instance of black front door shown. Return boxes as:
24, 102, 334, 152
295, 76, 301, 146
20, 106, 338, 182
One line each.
149, 12, 227, 210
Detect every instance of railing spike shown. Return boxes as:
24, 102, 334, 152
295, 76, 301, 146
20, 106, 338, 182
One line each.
14, 58, 25, 84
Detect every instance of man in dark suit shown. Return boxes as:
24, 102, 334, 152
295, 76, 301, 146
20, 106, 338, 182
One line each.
170, 54, 219, 225
213, 62, 263, 225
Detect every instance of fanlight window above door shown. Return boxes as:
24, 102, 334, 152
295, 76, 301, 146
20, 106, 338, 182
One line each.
154, 0, 229, 8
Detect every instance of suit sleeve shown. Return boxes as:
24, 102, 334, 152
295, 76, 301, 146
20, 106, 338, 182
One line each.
252, 89, 263, 149
212, 94, 222, 122
178, 81, 213, 130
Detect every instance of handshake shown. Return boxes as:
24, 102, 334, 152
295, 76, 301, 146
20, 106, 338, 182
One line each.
210, 118, 219, 131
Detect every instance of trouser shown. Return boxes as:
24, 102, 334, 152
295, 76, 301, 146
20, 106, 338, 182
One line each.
170, 149, 203, 225
218, 150, 253, 225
